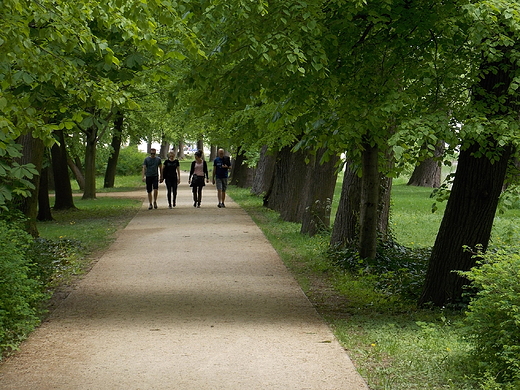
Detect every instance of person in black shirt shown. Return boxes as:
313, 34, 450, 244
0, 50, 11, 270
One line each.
162, 150, 181, 208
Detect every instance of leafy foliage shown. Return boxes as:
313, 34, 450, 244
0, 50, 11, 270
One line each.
461, 250, 520, 387
0, 220, 45, 354
329, 242, 431, 301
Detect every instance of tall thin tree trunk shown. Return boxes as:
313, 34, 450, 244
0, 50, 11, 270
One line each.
359, 143, 380, 259
82, 126, 97, 200
104, 113, 124, 189
51, 130, 76, 210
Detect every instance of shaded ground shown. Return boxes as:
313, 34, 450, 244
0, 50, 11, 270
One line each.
0, 173, 368, 389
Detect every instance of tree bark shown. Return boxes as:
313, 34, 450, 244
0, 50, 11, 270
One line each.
51, 130, 76, 210
251, 145, 277, 196
82, 125, 97, 200
67, 155, 85, 191
265, 146, 308, 222
104, 113, 124, 189
37, 162, 54, 222
15, 133, 44, 237
359, 143, 380, 259
230, 147, 255, 188
330, 160, 362, 247
419, 142, 511, 306
408, 143, 444, 188
301, 149, 340, 236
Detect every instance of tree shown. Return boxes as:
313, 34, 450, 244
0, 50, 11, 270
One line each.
50, 130, 76, 210
420, 1, 520, 306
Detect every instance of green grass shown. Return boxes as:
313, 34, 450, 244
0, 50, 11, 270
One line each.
228, 184, 520, 390
39, 196, 142, 254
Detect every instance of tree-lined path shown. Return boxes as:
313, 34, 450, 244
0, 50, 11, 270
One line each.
0, 172, 368, 389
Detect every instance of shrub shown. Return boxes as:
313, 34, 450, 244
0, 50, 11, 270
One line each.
116, 146, 147, 176
329, 241, 430, 301
0, 221, 46, 354
461, 250, 520, 387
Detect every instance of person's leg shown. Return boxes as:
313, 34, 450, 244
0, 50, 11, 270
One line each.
152, 177, 159, 208
172, 181, 178, 206
221, 178, 228, 207
197, 186, 202, 207
216, 178, 223, 207
192, 187, 197, 207
166, 179, 172, 207
146, 177, 153, 209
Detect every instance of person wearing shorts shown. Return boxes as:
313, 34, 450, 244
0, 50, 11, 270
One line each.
212, 148, 232, 208
142, 148, 162, 209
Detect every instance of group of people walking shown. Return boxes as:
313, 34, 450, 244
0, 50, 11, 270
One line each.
141, 148, 231, 209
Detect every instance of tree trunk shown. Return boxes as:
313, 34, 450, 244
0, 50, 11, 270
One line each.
330, 160, 362, 247
15, 133, 44, 237
230, 147, 254, 188
37, 162, 54, 222
301, 149, 340, 236
266, 146, 308, 222
209, 145, 217, 162
359, 143, 380, 259
408, 143, 444, 188
419, 142, 512, 307
178, 140, 186, 160
51, 130, 76, 210
378, 174, 393, 243
82, 126, 97, 200
104, 113, 124, 189
251, 145, 277, 196
68, 156, 85, 191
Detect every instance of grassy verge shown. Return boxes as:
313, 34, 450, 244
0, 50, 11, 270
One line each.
227, 185, 506, 390
37, 195, 142, 290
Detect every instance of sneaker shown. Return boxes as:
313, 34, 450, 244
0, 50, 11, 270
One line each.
148, 204, 153, 210
168, 204, 172, 209
221, 203, 225, 208
218, 203, 222, 208
193, 202, 197, 207
153, 202, 158, 209
197, 202, 201, 208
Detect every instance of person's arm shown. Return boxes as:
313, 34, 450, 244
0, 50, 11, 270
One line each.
212, 160, 216, 184
188, 161, 194, 182
159, 162, 164, 182
176, 162, 181, 184
142, 162, 146, 182
204, 161, 209, 182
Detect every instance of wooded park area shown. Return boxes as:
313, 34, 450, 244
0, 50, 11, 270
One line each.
2, 0, 520, 313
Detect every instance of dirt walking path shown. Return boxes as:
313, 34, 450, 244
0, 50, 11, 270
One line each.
0, 172, 368, 390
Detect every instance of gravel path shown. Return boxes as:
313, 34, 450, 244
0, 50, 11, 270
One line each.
0, 173, 368, 389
